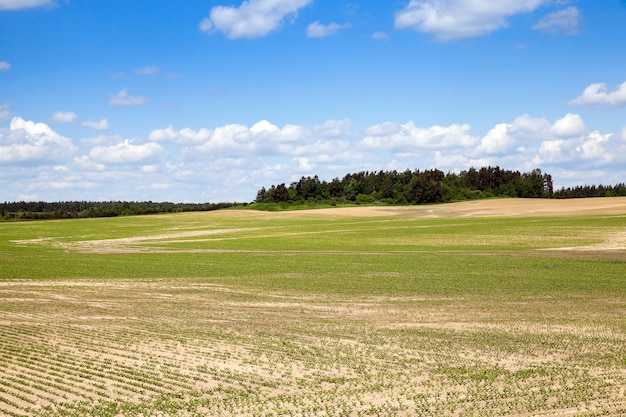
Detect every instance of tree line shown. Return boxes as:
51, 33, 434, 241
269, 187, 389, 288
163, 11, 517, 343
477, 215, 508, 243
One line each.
3, 166, 625, 220
553, 183, 626, 199
256, 166, 626, 205
0, 201, 245, 221
256, 167, 555, 205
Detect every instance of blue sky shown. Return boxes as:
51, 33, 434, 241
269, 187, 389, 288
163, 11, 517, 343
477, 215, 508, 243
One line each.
1, 0, 626, 202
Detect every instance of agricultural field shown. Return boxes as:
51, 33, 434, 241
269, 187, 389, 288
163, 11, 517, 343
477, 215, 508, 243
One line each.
1, 197, 626, 417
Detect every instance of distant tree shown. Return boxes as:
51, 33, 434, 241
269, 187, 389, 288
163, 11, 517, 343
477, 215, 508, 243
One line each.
256, 187, 267, 203
272, 184, 290, 202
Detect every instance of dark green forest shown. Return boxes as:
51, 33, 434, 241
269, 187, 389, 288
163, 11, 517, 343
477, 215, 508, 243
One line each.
256, 166, 626, 205
0, 201, 244, 221
2, 166, 626, 221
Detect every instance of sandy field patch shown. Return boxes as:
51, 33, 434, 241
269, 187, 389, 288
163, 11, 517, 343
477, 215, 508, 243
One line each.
273, 197, 626, 218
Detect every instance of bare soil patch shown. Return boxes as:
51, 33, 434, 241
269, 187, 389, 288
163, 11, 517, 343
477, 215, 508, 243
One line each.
2, 279, 625, 416
278, 197, 626, 218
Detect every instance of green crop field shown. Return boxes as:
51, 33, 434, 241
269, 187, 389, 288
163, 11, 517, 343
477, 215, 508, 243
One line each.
1, 199, 625, 416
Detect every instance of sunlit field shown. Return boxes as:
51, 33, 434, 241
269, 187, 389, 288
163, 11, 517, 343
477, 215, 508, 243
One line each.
1, 198, 626, 416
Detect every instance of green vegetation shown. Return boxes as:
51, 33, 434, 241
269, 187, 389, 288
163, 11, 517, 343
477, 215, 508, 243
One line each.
0, 201, 246, 221
255, 166, 555, 205
255, 166, 626, 208
0, 205, 625, 416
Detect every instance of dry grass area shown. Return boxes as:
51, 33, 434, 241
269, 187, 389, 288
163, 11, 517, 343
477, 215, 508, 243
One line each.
1, 198, 625, 416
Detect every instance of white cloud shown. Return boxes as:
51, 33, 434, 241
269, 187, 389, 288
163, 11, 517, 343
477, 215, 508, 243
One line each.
533, 6, 581, 36
193, 123, 262, 155
0, 61, 10, 71
550, 113, 586, 137
73, 155, 106, 171
9, 117, 56, 136
576, 131, 612, 161
108, 89, 148, 106
474, 113, 571, 161
361, 121, 477, 150
250, 119, 280, 135
0, 117, 75, 164
355, 113, 625, 187
569, 81, 626, 107
394, 0, 547, 41
134, 66, 159, 76
306, 21, 350, 38
81, 119, 110, 131
508, 114, 551, 141
535, 139, 566, 164
199, 0, 312, 39
432, 150, 489, 171
2, 114, 625, 202
88, 140, 164, 164
0, 0, 51, 10
149, 125, 212, 145
141, 165, 159, 174
51, 111, 78, 123
477, 123, 517, 154
155, 120, 352, 167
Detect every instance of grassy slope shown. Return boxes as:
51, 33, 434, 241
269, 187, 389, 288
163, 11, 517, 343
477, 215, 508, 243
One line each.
1, 208, 624, 295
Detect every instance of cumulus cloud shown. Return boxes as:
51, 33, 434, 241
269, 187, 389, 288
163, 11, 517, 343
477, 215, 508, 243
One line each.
0, 117, 75, 164
0, 0, 51, 10
473, 113, 590, 164
73, 155, 106, 171
88, 140, 164, 164
306, 21, 351, 38
477, 123, 517, 154
51, 111, 78, 123
81, 119, 110, 131
152, 120, 352, 167
199, 0, 312, 39
550, 113, 586, 137
353, 113, 625, 185
192, 123, 268, 155
149, 125, 212, 145
0, 61, 10, 71
394, 0, 547, 41
2, 114, 625, 202
569, 81, 626, 107
108, 89, 147, 106
533, 6, 581, 35
576, 131, 613, 162
534, 139, 567, 164
361, 121, 477, 150
487, 115, 622, 171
